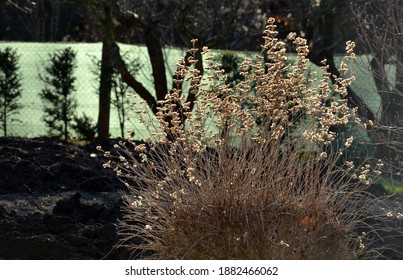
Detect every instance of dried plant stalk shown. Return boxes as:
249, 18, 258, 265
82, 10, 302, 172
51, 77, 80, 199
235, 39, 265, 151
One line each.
98, 17, 398, 259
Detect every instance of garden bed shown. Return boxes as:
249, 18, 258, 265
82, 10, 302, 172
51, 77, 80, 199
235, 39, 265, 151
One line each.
0, 137, 402, 259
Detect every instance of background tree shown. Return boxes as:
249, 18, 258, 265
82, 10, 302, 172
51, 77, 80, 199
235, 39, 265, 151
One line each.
72, 113, 97, 142
215, 51, 244, 90
90, 52, 142, 139
85, 0, 115, 140
4, 0, 381, 143
110, 55, 142, 139
82, 0, 265, 139
39, 47, 77, 141
352, 0, 403, 173
0, 47, 23, 137
1, 0, 93, 42
88, 0, 376, 140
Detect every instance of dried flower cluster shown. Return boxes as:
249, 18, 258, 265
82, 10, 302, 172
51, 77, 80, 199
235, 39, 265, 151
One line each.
98, 18, 389, 259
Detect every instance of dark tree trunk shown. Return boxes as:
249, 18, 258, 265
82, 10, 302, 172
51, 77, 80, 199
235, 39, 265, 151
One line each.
145, 30, 168, 102
2, 102, 6, 137
111, 43, 158, 115
63, 99, 68, 142
371, 52, 403, 164
97, 39, 113, 140
97, 5, 114, 140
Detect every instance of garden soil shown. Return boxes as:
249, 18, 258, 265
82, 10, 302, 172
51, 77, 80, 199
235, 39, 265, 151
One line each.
0, 137, 129, 259
0, 137, 402, 259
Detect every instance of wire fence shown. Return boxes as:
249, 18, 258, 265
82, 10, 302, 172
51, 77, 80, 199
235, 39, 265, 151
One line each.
0, 42, 184, 139
0, 42, 382, 140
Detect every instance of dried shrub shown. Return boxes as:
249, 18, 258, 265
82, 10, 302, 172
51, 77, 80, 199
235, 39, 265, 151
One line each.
100, 18, 394, 259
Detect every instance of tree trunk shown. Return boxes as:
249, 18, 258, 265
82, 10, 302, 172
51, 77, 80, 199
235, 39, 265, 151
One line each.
63, 97, 68, 141
2, 101, 6, 137
372, 51, 403, 166
111, 43, 159, 115
145, 30, 168, 102
97, 6, 114, 140
50, 1, 61, 41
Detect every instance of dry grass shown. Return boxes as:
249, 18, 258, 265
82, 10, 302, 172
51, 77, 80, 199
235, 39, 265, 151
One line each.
98, 18, 398, 259
116, 137, 367, 259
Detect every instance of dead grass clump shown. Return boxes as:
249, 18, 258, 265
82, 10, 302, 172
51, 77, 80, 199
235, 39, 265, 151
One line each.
100, 18, 385, 259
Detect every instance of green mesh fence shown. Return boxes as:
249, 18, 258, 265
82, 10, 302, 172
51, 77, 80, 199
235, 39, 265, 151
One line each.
0, 42, 381, 140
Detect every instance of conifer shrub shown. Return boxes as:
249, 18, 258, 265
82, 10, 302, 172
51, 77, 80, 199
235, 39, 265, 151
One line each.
72, 113, 97, 142
0, 47, 23, 137
39, 47, 77, 141
99, 18, 391, 259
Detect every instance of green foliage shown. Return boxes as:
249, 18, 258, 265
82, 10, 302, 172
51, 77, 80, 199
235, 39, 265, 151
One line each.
0, 47, 23, 137
39, 47, 77, 141
72, 113, 97, 142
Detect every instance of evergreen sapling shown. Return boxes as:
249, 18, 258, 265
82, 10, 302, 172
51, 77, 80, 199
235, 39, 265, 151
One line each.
39, 47, 77, 141
0, 47, 23, 137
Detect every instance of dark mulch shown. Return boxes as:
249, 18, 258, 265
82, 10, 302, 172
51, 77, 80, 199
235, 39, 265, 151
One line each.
0, 136, 402, 259
0, 137, 129, 259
